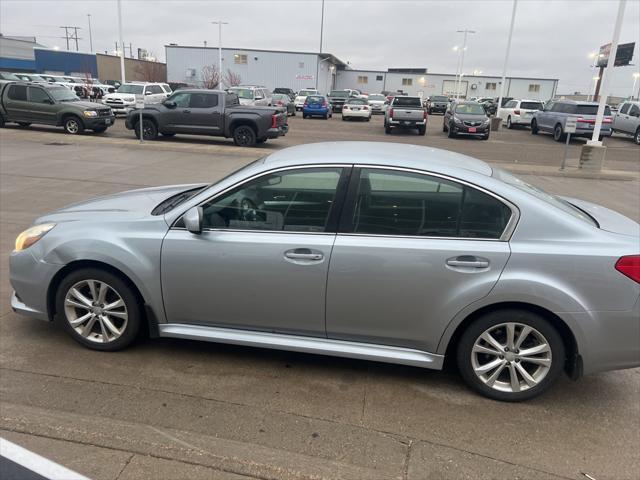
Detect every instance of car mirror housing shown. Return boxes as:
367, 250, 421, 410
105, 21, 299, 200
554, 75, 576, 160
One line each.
163, 101, 177, 109
183, 206, 203, 234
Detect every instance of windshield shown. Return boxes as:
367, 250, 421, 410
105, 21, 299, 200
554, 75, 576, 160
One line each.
455, 103, 486, 115
393, 97, 422, 107
272, 94, 288, 101
228, 88, 254, 99
432, 96, 448, 102
368, 94, 386, 101
521, 101, 544, 110
49, 87, 79, 102
117, 84, 144, 94
299, 90, 317, 96
330, 90, 349, 98
493, 168, 597, 226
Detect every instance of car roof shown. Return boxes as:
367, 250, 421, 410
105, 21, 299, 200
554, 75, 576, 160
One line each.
262, 142, 493, 176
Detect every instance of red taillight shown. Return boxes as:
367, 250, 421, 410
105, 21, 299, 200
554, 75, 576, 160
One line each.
343, 105, 349, 110
303, 102, 308, 107
271, 114, 278, 128
615, 256, 640, 283
276, 101, 284, 106
323, 101, 328, 107
363, 106, 369, 110
603, 117, 613, 124
514, 109, 520, 115
389, 108, 394, 118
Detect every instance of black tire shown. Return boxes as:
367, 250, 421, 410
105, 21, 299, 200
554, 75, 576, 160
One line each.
384, 124, 392, 134
92, 126, 108, 134
342, 115, 346, 121
134, 118, 158, 140
17, 122, 32, 127
531, 119, 539, 134
55, 268, 142, 351
418, 125, 426, 136
324, 114, 328, 120
553, 123, 565, 142
303, 114, 308, 119
456, 309, 565, 401
635, 128, 640, 145
0, 114, 5, 128
447, 123, 456, 138
366, 117, 371, 122
233, 124, 257, 147
161, 132, 176, 137
442, 122, 447, 133
506, 116, 513, 129
63, 116, 84, 135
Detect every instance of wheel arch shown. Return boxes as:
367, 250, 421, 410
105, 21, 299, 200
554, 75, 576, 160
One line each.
228, 118, 258, 137
60, 111, 83, 127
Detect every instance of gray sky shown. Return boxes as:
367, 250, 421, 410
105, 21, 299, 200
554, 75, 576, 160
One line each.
1, 0, 639, 96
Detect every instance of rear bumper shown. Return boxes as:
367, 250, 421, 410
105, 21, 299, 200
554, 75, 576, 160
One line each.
574, 126, 613, 137
303, 108, 330, 116
388, 119, 426, 128
343, 109, 371, 118
266, 125, 288, 138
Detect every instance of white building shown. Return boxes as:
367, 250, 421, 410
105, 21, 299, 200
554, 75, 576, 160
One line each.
165, 45, 347, 93
335, 68, 559, 101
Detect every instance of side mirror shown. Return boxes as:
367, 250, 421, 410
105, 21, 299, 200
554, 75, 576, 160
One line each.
163, 100, 177, 109
183, 206, 203, 234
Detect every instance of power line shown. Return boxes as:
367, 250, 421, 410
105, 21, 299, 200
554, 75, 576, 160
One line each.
60, 26, 82, 51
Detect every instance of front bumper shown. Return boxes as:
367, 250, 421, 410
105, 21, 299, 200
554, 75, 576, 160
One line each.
83, 115, 116, 129
451, 123, 490, 135
103, 101, 134, 114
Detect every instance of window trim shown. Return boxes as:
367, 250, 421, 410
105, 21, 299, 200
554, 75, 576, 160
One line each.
171, 164, 353, 235
337, 165, 519, 242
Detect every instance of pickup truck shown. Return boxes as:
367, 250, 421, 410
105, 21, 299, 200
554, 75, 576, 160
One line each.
0, 81, 115, 134
124, 89, 288, 147
384, 96, 427, 135
612, 100, 640, 145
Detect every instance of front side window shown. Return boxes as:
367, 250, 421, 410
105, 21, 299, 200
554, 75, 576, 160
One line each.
146, 85, 163, 95
351, 169, 511, 239
200, 168, 343, 232
619, 103, 630, 114
629, 105, 640, 117
28, 87, 51, 104
169, 92, 190, 107
162, 84, 172, 93
7, 85, 27, 101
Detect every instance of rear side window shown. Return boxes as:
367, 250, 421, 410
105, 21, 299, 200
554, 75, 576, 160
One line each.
350, 169, 512, 239
7, 84, 27, 101
505, 100, 517, 108
190, 93, 218, 108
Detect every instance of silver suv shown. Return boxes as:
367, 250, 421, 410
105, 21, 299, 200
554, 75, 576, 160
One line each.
227, 85, 272, 106
613, 101, 640, 145
531, 100, 613, 142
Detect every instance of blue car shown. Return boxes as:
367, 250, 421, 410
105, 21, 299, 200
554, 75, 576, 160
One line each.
302, 95, 333, 119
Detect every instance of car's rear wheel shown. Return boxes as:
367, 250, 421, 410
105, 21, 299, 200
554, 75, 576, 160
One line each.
553, 124, 565, 142
418, 125, 426, 135
456, 310, 565, 401
56, 268, 141, 351
384, 123, 391, 134
531, 119, 539, 134
233, 124, 256, 147
635, 128, 640, 145
63, 116, 83, 135
507, 116, 513, 129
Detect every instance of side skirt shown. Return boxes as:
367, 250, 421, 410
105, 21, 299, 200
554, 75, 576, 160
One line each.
158, 324, 444, 370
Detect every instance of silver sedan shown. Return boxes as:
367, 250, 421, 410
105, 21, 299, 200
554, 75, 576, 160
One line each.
9, 142, 640, 401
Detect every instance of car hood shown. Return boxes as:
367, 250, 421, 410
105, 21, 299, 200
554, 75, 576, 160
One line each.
563, 197, 640, 237
104, 92, 136, 100
70, 100, 107, 110
455, 113, 488, 122
37, 184, 206, 223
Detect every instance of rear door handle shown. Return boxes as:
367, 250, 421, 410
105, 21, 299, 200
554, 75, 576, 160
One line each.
446, 256, 490, 268
284, 249, 324, 261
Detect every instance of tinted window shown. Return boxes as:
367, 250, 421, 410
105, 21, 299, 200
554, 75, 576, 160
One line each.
201, 168, 343, 232
351, 169, 511, 239
7, 85, 27, 101
550, 102, 564, 112
392, 97, 422, 107
629, 105, 640, 116
520, 101, 544, 110
28, 87, 51, 103
146, 85, 164, 94
619, 103, 630, 114
190, 93, 218, 108
505, 100, 517, 108
575, 105, 612, 115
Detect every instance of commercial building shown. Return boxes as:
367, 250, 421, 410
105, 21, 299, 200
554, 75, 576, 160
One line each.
0, 35, 46, 72
165, 45, 347, 92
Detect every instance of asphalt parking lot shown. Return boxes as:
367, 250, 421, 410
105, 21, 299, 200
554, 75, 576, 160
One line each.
0, 115, 639, 480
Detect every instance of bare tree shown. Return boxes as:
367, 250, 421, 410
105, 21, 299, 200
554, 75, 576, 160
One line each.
135, 58, 166, 82
223, 69, 242, 87
201, 65, 220, 89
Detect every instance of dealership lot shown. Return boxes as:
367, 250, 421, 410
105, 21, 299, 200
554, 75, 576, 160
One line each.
0, 120, 639, 479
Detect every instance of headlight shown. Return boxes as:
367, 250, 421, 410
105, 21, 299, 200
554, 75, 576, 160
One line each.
125, 97, 135, 102
83, 110, 98, 117
14, 223, 56, 252
454, 116, 463, 124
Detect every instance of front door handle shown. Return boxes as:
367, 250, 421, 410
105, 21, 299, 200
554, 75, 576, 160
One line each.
183, 109, 191, 114
446, 256, 490, 268
284, 249, 323, 261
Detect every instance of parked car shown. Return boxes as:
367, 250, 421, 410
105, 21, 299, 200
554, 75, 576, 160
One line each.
10, 141, 640, 402
498, 99, 545, 129
302, 95, 332, 119
366, 94, 387, 114
478, 98, 498, 116
13, 73, 45, 83
273, 87, 295, 101
294, 89, 319, 111
124, 90, 287, 147
0, 81, 114, 134
328, 90, 350, 112
272, 93, 295, 116
0, 72, 22, 81
341, 98, 371, 121
103, 82, 171, 115
227, 85, 272, 107
443, 101, 490, 140
531, 100, 613, 142
427, 95, 450, 115
384, 96, 427, 135
612, 100, 640, 145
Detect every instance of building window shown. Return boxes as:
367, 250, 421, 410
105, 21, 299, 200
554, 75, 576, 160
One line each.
234, 54, 247, 65
528, 84, 540, 92
357, 75, 368, 84
486, 82, 497, 90
376, 75, 383, 81
298, 62, 304, 68
402, 78, 413, 86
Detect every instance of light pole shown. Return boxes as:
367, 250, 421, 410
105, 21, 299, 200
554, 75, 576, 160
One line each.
116, 0, 125, 85
455, 29, 475, 100
452, 46, 462, 97
212, 21, 228, 88
632, 72, 640, 100
87, 14, 93, 52
588, 76, 599, 102
315, 0, 325, 90
496, 0, 517, 120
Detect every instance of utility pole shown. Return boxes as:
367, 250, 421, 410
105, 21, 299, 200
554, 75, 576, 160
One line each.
455, 29, 475, 99
211, 21, 228, 88
117, 0, 126, 85
60, 26, 82, 51
315, 0, 325, 90
496, 0, 518, 120
87, 14, 93, 52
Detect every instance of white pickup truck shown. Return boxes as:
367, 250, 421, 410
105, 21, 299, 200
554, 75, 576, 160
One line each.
384, 96, 427, 135
613, 101, 640, 145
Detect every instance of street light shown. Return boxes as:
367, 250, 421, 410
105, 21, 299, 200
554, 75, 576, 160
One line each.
455, 29, 475, 99
452, 45, 466, 97
211, 20, 229, 88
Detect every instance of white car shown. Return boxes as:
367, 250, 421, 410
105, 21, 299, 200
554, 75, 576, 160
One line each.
227, 86, 272, 106
102, 82, 172, 114
499, 99, 545, 128
294, 89, 319, 111
342, 98, 372, 121
367, 94, 387, 114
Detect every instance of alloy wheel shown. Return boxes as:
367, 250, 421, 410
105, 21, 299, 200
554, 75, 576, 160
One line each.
470, 322, 552, 393
65, 119, 79, 134
64, 279, 128, 344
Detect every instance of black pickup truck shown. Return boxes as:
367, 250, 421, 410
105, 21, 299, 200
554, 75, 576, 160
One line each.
125, 89, 288, 147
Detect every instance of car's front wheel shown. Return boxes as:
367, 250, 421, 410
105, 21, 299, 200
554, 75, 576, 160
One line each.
63, 117, 83, 135
506, 116, 513, 129
553, 124, 565, 142
456, 310, 565, 401
134, 119, 158, 140
56, 268, 141, 351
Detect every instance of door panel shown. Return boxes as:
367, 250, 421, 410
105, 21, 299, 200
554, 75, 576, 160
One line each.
27, 87, 57, 124
188, 92, 222, 134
